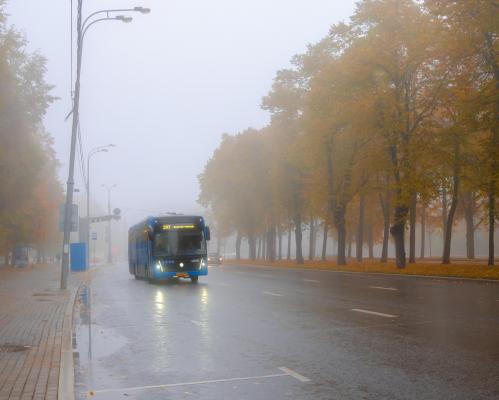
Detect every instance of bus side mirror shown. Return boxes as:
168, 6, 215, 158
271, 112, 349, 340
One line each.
146, 225, 154, 240
204, 226, 211, 241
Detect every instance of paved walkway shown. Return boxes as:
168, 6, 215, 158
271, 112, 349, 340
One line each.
0, 264, 82, 400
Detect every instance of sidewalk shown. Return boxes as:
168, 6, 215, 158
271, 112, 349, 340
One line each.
0, 264, 82, 400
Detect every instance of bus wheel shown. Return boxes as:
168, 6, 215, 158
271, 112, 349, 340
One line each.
133, 265, 140, 280
190, 276, 199, 284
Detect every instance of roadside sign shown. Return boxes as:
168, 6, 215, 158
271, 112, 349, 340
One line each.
59, 204, 78, 232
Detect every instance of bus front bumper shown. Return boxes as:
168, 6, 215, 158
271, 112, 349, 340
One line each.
152, 267, 208, 280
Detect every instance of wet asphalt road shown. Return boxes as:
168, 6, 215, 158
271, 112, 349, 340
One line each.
74, 262, 499, 400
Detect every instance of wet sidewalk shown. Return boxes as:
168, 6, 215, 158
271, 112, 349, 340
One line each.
0, 263, 83, 400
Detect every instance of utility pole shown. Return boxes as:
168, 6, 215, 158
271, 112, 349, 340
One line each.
61, 0, 83, 289
102, 184, 117, 263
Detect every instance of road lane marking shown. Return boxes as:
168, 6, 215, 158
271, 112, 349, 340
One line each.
303, 279, 319, 283
278, 367, 310, 382
190, 320, 203, 326
351, 308, 398, 318
87, 367, 310, 395
263, 291, 283, 297
369, 286, 398, 291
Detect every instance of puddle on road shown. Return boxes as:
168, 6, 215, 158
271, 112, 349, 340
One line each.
73, 285, 129, 397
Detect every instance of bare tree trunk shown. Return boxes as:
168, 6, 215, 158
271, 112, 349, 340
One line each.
442, 186, 448, 243
294, 214, 304, 264
235, 231, 242, 260
347, 231, 352, 259
443, 141, 461, 265
356, 194, 365, 262
368, 223, 374, 259
321, 221, 328, 261
287, 226, 291, 260
409, 192, 417, 263
462, 192, 475, 259
248, 235, 256, 260
390, 202, 408, 269
278, 226, 282, 260
488, 189, 495, 266
379, 191, 390, 263
336, 205, 347, 265
262, 232, 267, 260
308, 217, 315, 260
420, 204, 426, 259
268, 226, 276, 262
257, 236, 261, 259
443, 175, 459, 264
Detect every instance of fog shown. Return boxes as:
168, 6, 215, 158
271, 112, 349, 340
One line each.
6, 0, 356, 227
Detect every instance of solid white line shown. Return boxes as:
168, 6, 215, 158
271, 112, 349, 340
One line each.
278, 367, 310, 382
263, 291, 283, 297
190, 320, 202, 326
351, 308, 398, 318
89, 372, 289, 394
303, 279, 319, 283
369, 286, 398, 291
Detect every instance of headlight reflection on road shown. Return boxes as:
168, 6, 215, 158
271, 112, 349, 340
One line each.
198, 286, 214, 371
200, 287, 209, 305
155, 290, 165, 311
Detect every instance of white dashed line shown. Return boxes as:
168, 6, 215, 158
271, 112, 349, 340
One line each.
190, 320, 203, 326
351, 308, 398, 318
369, 286, 399, 291
263, 291, 283, 297
303, 279, 319, 283
278, 367, 310, 382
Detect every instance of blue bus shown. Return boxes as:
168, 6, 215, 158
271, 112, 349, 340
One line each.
128, 215, 210, 283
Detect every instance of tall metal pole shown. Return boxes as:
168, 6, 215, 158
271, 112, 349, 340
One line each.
86, 152, 91, 268
61, 0, 83, 289
102, 184, 116, 264
107, 187, 112, 263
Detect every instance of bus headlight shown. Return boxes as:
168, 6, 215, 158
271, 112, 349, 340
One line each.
200, 259, 206, 270
156, 261, 163, 272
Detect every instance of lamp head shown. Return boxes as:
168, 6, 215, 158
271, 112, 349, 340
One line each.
134, 6, 151, 14
116, 15, 133, 23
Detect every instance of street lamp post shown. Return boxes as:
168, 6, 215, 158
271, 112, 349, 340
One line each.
102, 184, 117, 264
60, 2, 150, 289
86, 145, 114, 267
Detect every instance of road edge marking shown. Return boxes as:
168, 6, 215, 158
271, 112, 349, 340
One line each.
351, 308, 398, 318
88, 371, 290, 395
263, 291, 283, 297
278, 366, 311, 382
369, 286, 398, 291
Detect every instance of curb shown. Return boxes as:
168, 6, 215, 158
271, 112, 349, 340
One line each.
58, 281, 84, 400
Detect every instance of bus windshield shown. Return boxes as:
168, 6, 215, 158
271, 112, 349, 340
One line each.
153, 230, 205, 256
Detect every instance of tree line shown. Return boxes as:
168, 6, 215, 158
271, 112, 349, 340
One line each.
0, 3, 62, 262
199, 0, 498, 267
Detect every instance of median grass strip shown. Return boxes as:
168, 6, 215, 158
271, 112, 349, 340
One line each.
228, 259, 499, 280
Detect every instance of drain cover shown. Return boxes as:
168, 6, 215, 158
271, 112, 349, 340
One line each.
0, 345, 31, 353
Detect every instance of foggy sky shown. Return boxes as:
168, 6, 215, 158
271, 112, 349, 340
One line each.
6, 0, 356, 226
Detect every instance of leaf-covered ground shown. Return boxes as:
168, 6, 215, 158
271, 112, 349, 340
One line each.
231, 259, 499, 280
